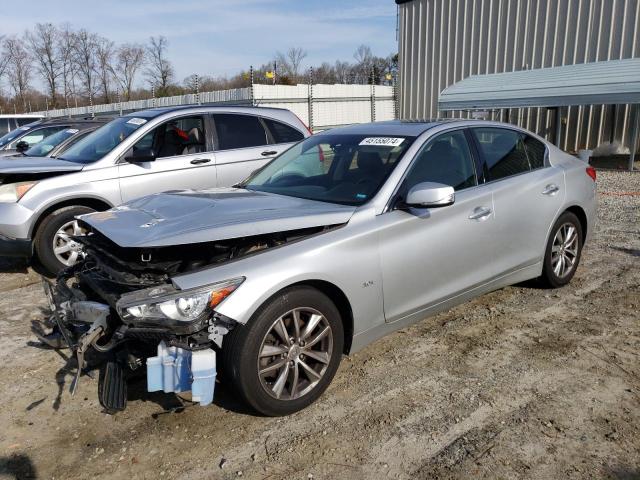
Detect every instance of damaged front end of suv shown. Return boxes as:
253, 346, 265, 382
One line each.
42, 188, 350, 413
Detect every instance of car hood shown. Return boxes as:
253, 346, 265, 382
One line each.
81, 188, 357, 248
0, 156, 84, 174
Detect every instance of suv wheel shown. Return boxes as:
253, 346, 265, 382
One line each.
540, 211, 583, 288
34, 205, 95, 276
222, 286, 344, 416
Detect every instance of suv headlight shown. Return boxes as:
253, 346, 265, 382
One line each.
116, 278, 244, 324
0, 181, 37, 203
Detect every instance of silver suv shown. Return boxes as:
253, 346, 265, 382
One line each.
0, 106, 309, 274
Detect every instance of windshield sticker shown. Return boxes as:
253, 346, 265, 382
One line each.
359, 137, 404, 147
126, 117, 147, 126
65, 128, 79, 134
355, 193, 368, 199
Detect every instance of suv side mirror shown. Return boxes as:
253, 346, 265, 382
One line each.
404, 182, 455, 208
15, 140, 30, 153
125, 147, 156, 163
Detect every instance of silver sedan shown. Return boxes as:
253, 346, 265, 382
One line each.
49, 119, 596, 416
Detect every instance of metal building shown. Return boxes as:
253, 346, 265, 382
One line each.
396, 0, 640, 153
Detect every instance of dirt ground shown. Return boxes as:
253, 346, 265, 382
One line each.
0, 170, 638, 480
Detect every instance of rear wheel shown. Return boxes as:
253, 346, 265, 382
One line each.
540, 211, 583, 288
34, 205, 94, 276
222, 286, 344, 416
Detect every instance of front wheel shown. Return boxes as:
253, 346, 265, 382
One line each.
34, 205, 95, 276
222, 286, 344, 416
539, 211, 583, 288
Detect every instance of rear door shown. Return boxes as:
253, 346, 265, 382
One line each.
118, 115, 217, 202
470, 127, 564, 275
212, 113, 303, 187
378, 128, 498, 323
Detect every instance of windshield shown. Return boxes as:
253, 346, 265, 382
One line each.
0, 126, 32, 148
58, 116, 149, 163
24, 128, 79, 157
242, 133, 414, 206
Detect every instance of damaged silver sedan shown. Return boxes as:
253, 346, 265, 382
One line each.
43, 120, 596, 416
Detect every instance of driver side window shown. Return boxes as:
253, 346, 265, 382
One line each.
402, 130, 477, 193
132, 116, 206, 159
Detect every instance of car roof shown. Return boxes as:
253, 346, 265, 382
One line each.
316, 119, 463, 137
124, 104, 292, 119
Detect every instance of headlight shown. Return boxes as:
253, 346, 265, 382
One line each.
117, 278, 244, 324
0, 181, 37, 203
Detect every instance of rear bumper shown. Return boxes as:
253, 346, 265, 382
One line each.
0, 234, 32, 257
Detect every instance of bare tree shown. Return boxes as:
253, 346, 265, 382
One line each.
286, 47, 307, 81
111, 44, 145, 100
3, 36, 32, 110
26, 23, 61, 107
145, 36, 174, 95
73, 29, 99, 99
0, 35, 9, 80
95, 37, 115, 103
58, 24, 78, 108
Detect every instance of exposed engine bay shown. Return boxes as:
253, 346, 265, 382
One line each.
45, 224, 335, 412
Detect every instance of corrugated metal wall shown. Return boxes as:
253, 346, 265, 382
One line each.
398, 0, 640, 152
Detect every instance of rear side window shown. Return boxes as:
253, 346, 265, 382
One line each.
471, 128, 530, 181
263, 118, 304, 144
523, 135, 546, 169
214, 114, 268, 150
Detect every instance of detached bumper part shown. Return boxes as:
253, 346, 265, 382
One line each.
146, 341, 216, 406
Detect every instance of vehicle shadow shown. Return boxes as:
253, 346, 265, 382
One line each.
127, 374, 258, 417
610, 246, 640, 257
0, 453, 38, 479
0, 257, 30, 274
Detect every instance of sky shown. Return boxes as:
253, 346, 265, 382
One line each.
1, 0, 399, 85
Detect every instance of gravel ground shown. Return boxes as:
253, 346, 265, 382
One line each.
0, 170, 638, 480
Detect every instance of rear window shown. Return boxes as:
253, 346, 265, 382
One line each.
214, 114, 268, 150
263, 118, 304, 144
471, 128, 531, 181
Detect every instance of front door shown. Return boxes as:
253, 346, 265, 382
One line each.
118, 115, 217, 202
378, 129, 498, 323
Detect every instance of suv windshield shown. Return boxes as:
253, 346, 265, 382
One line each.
242, 133, 414, 206
59, 116, 149, 163
24, 128, 78, 157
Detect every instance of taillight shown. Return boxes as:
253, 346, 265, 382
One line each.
586, 166, 597, 181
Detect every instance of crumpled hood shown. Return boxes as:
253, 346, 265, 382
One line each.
81, 188, 357, 247
0, 156, 84, 174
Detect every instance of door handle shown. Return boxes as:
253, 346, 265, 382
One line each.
468, 206, 492, 221
190, 158, 211, 165
261, 150, 278, 156
542, 184, 560, 196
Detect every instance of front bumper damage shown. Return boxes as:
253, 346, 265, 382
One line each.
43, 268, 228, 413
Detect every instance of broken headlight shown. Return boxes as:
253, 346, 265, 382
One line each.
116, 278, 244, 324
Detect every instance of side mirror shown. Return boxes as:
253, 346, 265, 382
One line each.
125, 147, 156, 163
404, 182, 455, 208
15, 141, 30, 153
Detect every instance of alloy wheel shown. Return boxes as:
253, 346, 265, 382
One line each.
551, 222, 579, 278
257, 307, 333, 401
52, 220, 85, 267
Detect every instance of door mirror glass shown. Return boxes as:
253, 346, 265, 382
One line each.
15, 140, 30, 153
125, 147, 156, 162
405, 181, 455, 208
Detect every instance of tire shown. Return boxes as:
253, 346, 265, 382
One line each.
34, 205, 95, 276
222, 286, 344, 416
539, 211, 583, 288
